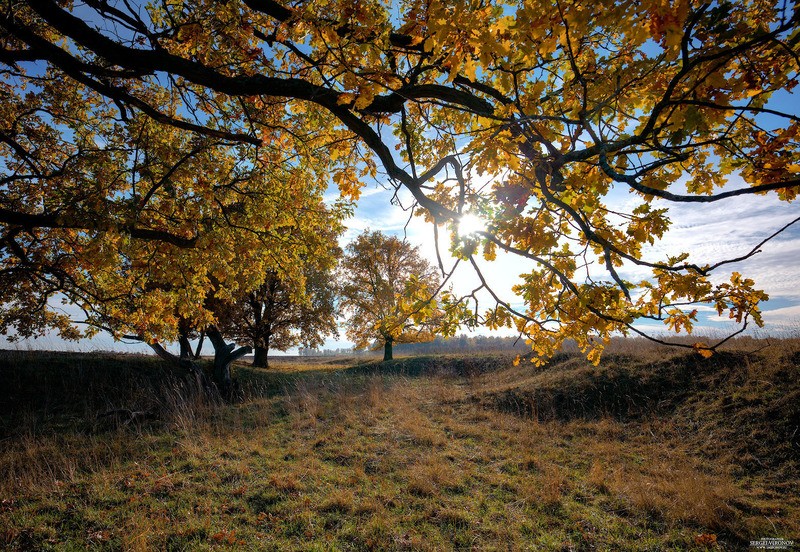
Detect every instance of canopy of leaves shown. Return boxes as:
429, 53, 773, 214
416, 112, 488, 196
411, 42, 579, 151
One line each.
215, 225, 342, 358
340, 230, 445, 349
0, 56, 352, 343
1, 0, 798, 361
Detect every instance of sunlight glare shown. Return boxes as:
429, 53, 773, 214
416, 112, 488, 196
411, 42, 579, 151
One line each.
458, 213, 485, 237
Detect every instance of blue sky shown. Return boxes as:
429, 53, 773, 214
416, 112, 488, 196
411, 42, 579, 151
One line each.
352, 175, 800, 339
2, 167, 798, 355
2, 36, 798, 355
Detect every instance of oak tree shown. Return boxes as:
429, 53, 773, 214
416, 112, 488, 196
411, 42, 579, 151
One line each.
2, 0, 799, 364
340, 230, 446, 361
216, 229, 342, 368
0, 6, 354, 385
0, 70, 349, 392
85, 190, 346, 393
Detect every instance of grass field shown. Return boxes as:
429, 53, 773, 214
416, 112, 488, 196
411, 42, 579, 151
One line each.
0, 340, 798, 550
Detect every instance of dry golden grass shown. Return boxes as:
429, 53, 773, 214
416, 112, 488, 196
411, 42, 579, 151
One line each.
1, 340, 798, 550
406, 453, 465, 497
584, 438, 740, 529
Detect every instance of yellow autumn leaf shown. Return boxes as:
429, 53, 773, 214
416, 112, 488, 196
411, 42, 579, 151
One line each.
693, 342, 713, 359
336, 92, 356, 106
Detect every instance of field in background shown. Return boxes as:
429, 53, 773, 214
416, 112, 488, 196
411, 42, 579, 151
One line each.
0, 338, 798, 550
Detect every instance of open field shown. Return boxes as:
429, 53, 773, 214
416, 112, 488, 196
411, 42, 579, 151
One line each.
1, 340, 798, 551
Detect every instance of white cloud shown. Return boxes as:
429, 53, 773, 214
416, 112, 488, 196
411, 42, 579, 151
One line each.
760, 305, 800, 333
7, 166, 798, 353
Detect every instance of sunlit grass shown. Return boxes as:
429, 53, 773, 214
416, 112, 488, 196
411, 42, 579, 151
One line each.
1, 341, 798, 550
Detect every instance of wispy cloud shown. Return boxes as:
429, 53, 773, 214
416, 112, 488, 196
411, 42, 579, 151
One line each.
357, 179, 800, 338
760, 305, 800, 333
7, 174, 797, 353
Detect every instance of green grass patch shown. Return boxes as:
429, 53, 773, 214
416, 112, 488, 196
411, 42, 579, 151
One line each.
1, 343, 798, 550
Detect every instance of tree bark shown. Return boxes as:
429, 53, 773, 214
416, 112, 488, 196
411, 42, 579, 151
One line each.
383, 338, 393, 361
206, 326, 251, 399
178, 333, 192, 360
148, 342, 212, 395
252, 345, 269, 368
251, 326, 271, 368
193, 331, 205, 359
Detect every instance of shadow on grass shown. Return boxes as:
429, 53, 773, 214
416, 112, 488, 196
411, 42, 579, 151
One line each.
483, 350, 746, 421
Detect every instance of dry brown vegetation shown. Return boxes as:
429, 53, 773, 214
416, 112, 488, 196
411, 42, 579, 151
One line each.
0, 339, 798, 550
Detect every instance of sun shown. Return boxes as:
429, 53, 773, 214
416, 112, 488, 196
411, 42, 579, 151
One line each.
457, 213, 486, 237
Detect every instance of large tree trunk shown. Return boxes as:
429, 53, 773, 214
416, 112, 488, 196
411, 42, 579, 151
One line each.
206, 326, 251, 399
252, 345, 269, 368
178, 333, 192, 360
383, 338, 393, 361
148, 342, 213, 396
177, 322, 204, 361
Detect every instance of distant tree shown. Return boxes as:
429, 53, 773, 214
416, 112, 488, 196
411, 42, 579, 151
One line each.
212, 220, 342, 368
340, 231, 455, 361
392, 334, 528, 355
218, 259, 340, 368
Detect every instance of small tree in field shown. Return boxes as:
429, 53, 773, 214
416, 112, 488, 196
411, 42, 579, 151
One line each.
217, 262, 339, 368
340, 231, 444, 361
213, 218, 342, 368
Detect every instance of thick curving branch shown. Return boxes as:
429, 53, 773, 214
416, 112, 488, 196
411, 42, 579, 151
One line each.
0, 208, 199, 248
